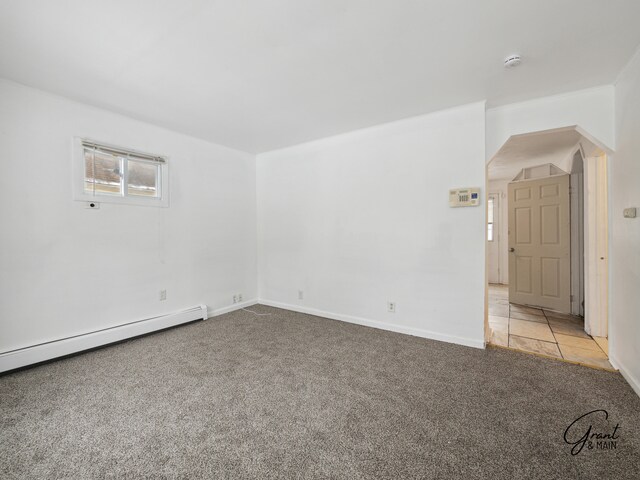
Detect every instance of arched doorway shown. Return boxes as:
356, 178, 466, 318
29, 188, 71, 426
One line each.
485, 126, 612, 369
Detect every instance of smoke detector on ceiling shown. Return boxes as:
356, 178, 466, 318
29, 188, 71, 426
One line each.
504, 54, 522, 68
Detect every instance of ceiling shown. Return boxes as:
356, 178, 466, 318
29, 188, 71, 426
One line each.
488, 128, 591, 180
1, 1, 639, 153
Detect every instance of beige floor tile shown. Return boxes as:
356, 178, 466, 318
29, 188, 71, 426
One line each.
509, 310, 548, 323
546, 315, 583, 328
488, 284, 613, 370
489, 295, 509, 305
558, 344, 614, 370
544, 310, 582, 321
488, 321, 508, 335
488, 315, 509, 327
547, 314, 584, 324
509, 319, 555, 342
510, 304, 545, 316
489, 305, 509, 317
489, 329, 509, 347
554, 333, 601, 351
548, 322, 590, 339
593, 336, 609, 355
509, 335, 562, 358
490, 298, 509, 306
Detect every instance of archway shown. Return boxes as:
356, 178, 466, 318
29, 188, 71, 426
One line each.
484, 126, 612, 369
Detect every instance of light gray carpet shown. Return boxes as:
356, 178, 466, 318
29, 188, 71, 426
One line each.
1, 305, 639, 479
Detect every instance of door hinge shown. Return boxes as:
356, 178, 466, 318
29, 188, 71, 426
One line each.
570, 295, 574, 301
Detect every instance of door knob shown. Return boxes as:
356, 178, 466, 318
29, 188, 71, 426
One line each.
509, 248, 515, 252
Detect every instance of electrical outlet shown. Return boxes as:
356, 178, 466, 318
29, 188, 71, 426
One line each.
298, 290, 304, 300
387, 301, 396, 313
238, 293, 243, 302
233, 294, 238, 304
159, 290, 167, 301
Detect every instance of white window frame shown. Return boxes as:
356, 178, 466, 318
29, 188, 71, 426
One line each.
487, 193, 498, 242
72, 137, 169, 207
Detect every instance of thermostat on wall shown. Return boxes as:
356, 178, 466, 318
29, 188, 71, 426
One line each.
449, 188, 480, 207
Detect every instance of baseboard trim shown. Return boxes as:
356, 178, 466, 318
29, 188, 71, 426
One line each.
0, 305, 208, 373
609, 356, 640, 398
207, 299, 259, 318
258, 299, 485, 349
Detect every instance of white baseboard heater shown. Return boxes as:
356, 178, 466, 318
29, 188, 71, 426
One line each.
0, 305, 208, 374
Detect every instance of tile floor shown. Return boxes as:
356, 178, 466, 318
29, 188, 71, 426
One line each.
488, 284, 613, 370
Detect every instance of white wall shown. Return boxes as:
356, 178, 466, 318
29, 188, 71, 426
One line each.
257, 103, 486, 348
2, 69, 636, 396
0, 80, 257, 353
610, 49, 640, 395
486, 86, 615, 161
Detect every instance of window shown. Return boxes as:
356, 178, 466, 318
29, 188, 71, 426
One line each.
74, 139, 168, 207
487, 195, 495, 241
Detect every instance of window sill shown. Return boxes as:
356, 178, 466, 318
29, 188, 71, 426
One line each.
74, 192, 169, 208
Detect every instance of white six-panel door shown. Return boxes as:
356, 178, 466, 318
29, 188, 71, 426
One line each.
508, 175, 571, 313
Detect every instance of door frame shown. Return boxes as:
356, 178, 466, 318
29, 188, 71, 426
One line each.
487, 192, 501, 284
570, 150, 585, 317
583, 152, 609, 337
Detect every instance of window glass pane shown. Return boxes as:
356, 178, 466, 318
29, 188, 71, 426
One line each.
487, 196, 495, 241
127, 159, 158, 197
487, 197, 494, 223
84, 149, 123, 195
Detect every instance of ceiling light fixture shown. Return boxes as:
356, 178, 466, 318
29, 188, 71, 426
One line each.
504, 54, 522, 68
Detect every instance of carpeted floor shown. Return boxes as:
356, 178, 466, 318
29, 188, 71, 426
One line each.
1, 306, 639, 479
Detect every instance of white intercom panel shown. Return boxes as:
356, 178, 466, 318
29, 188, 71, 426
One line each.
449, 187, 480, 207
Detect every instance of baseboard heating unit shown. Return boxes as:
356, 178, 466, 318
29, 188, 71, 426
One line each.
0, 305, 208, 373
